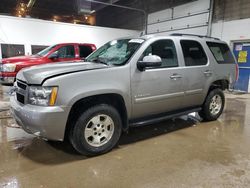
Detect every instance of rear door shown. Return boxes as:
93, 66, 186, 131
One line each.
179, 40, 213, 108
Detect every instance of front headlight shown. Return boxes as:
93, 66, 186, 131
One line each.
28, 86, 58, 106
2, 64, 16, 72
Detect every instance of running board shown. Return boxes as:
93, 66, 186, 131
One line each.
129, 107, 201, 127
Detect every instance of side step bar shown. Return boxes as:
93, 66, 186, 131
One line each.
129, 107, 201, 127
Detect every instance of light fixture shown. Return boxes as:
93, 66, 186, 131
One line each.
16, 2, 28, 17
53, 15, 59, 22
85, 16, 88, 20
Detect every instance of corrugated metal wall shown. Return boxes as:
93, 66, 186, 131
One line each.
147, 0, 210, 35
96, 0, 250, 30
213, 0, 250, 22
96, 0, 194, 30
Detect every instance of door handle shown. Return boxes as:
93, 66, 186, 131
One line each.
204, 70, 213, 76
170, 74, 182, 80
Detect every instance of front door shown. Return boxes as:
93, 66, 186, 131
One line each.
131, 39, 184, 118
233, 42, 250, 92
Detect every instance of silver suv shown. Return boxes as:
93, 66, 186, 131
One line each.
10, 34, 237, 156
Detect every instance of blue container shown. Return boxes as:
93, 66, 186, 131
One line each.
233, 43, 250, 92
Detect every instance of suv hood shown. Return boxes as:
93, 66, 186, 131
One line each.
17, 62, 107, 85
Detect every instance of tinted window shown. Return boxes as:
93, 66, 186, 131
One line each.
1, 44, 25, 58
181, 40, 207, 66
56, 45, 75, 58
79, 45, 93, 58
141, 40, 178, 68
31, 45, 49, 55
207, 42, 235, 64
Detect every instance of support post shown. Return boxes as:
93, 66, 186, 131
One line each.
207, 0, 214, 36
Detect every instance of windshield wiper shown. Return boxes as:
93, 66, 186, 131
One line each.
90, 57, 108, 65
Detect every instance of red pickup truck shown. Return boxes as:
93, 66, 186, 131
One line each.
0, 43, 96, 85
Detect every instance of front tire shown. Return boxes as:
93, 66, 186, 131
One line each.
70, 104, 122, 156
199, 89, 225, 121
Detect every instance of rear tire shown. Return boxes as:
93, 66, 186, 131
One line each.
69, 104, 122, 156
199, 89, 225, 121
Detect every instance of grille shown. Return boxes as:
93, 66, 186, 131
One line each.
16, 80, 27, 104
17, 81, 27, 90
16, 93, 25, 104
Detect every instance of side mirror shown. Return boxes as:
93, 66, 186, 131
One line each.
137, 55, 162, 71
48, 52, 59, 59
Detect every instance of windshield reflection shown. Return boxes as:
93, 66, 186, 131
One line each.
86, 39, 145, 66
36, 45, 57, 57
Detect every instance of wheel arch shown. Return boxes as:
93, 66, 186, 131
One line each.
209, 79, 229, 91
64, 93, 129, 140
202, 79, 228, 105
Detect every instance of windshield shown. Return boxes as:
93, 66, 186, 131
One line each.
36, 45, 57, 56
85, 38, 145, 65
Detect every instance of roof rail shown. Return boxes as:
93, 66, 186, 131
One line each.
170, 33, 220, 40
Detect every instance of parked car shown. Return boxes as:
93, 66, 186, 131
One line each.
10, 34, 237, 156
0, 43, 96, 85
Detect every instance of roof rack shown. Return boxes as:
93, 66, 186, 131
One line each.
170, 33, 220, 40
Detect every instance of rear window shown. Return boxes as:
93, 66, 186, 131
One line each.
79, 45, 93, 58
206, 42, 235, 64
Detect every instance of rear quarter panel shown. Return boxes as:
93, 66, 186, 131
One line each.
205, 40, 237, 88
